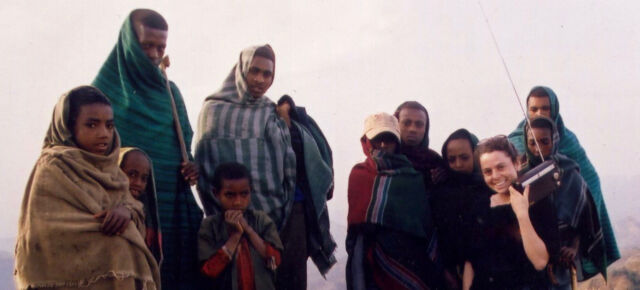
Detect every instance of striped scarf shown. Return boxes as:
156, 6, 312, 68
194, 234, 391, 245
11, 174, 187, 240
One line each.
194, 45, 296, 230
508, 86, 619, 269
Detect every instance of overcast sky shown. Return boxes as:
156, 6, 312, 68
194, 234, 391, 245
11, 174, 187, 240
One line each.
1, 0, 639, 240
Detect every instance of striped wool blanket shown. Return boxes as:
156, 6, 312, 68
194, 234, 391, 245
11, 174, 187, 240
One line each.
194, 45, 296, 229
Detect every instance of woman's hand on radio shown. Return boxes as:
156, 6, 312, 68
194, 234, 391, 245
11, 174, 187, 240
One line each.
509, 185, 530, 218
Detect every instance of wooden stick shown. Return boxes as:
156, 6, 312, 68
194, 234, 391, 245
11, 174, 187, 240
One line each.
159, 56, 189, 163
571, 264, 578, 290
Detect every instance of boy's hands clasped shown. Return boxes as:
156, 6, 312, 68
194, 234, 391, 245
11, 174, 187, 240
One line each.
225, 210, 248, 234
224, 209, 269, 259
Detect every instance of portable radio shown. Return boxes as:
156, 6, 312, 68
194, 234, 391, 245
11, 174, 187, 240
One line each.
513, 159, 561, 203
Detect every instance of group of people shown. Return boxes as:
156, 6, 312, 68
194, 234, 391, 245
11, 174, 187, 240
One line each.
345, 92, 619, 289
13, 7, 619, 290
15, 9, 333, 290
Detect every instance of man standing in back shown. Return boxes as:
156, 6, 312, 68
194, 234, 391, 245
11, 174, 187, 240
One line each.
93, 9, 204, 289
195, 45, 336, 289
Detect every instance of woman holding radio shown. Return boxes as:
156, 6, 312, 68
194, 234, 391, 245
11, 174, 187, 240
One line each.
462, 135, 559, 290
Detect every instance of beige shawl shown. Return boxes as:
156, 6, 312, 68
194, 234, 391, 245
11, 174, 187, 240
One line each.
15, 87, 160, 289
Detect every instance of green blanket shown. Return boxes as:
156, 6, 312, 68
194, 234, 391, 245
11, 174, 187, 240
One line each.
92, 12, 203, 288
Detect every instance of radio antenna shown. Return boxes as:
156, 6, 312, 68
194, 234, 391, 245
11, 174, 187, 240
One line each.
478, 1, 545, 161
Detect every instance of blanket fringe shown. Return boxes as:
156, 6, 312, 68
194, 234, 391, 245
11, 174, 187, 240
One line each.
17, 271, 156, 290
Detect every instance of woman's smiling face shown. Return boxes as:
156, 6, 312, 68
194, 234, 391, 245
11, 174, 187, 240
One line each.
479, 150, 519, 194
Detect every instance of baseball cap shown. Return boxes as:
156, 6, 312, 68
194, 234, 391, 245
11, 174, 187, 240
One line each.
363, 112, 401, 141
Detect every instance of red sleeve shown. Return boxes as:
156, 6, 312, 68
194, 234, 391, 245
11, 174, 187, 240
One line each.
264, 243, 282, 269
201, 249, 232, 278
347, 163, 375, 225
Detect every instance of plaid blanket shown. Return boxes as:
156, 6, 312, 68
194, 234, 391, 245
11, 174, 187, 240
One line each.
346, 137, 440, 289
509, 86, 619, 271
520, 116, 607, 280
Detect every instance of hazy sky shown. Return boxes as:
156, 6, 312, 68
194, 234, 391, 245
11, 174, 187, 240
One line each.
1, 0, 639, 239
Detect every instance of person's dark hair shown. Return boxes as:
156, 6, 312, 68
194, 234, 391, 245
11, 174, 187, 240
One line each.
525, 117, 555, 156
527, 116, 554, 132
277, 94, 294, 107
119, 150, 148, 170
254, 45, 275, 63
67, 86, 111, 131
393, 101, 429, 121
442, 128, 475, 158
527, 86, 550, 107
528, 87, 550, 98
212, 162, 252, 193
474, 135, 519, 164
131, 9, 168, 31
